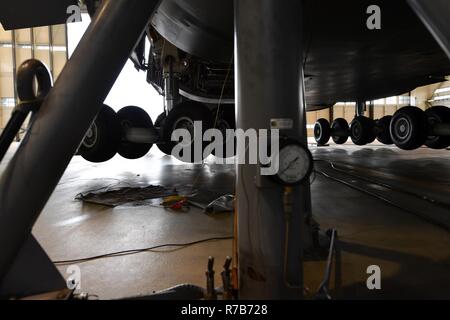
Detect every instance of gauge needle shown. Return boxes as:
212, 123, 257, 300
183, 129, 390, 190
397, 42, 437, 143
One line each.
281, 157, 299, 175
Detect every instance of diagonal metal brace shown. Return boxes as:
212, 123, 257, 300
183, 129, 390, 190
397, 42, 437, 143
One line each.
408, 0, 450, 61
0, 0, 161, 287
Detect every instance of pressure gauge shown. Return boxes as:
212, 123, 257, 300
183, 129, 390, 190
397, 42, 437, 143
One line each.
271, 138, 313, 186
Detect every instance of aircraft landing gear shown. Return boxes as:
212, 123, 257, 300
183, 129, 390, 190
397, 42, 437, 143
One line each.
314, 116, 381, 146
79, 101, 228, 163
80, 105, 159, 162
315, 115, 393, 146
314, 106, 450, 151
390, 106, 450, 151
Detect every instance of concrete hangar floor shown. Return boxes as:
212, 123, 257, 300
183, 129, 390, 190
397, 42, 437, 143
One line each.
2, 140, 450, 300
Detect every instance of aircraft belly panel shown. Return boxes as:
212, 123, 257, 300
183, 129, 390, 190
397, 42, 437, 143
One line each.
151, 0, 234, 63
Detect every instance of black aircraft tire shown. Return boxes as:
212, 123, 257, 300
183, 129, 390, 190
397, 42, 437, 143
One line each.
350, 116, 376, 146
314, 119, 331, 145
161, 102, 213, 163
390, 106, 428, 151
425, 106, 450, 150
155, 112, 173, 156
117, 106, 154, 159
79, 105, 121, 163
376, 116, 393, 145
331, 118, 349, 144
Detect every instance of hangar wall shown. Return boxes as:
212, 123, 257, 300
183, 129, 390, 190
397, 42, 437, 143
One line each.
0, 23, 68, 135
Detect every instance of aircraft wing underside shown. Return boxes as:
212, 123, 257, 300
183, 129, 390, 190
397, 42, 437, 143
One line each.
152, 0, 450, 107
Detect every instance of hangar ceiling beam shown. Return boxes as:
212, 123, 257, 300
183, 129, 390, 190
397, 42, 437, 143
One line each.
408, 0, 450, 61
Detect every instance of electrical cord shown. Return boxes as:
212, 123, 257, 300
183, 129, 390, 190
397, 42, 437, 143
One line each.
213, 54, 234, 129
53, 236, 233, 266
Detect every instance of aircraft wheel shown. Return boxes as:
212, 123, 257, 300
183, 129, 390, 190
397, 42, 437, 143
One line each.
314, 119, 331, 145
154, 113, 173, 156
376, 116, 393, 145
331, 118, 349, 144
79, 104, 121, 163
212, 107, 236, 158
425, 106, 450, 149
350, 116, 376, 145
161, 101, 213, 163
117, 106, 154, 159
390, 106, 428, 150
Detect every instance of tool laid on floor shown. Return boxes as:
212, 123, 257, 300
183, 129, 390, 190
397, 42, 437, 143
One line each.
161, 195, 191, 211
205, 195, 235, 214
162, 194, 236, 213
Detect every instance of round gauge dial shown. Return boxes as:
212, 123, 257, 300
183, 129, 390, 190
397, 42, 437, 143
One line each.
273, 140, 313, 185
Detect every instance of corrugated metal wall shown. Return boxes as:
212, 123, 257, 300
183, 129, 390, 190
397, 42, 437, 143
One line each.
0, 23, 68, 134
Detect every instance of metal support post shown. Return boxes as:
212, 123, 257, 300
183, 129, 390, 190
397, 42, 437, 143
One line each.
235, 0, 312, 299
356, 101, 366, 117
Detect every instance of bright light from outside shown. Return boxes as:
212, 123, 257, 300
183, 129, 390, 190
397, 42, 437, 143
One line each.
435, 87, 450, 94
433, 95, 450, 101
67, 14, 163, 122
386, 97, 397, 105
